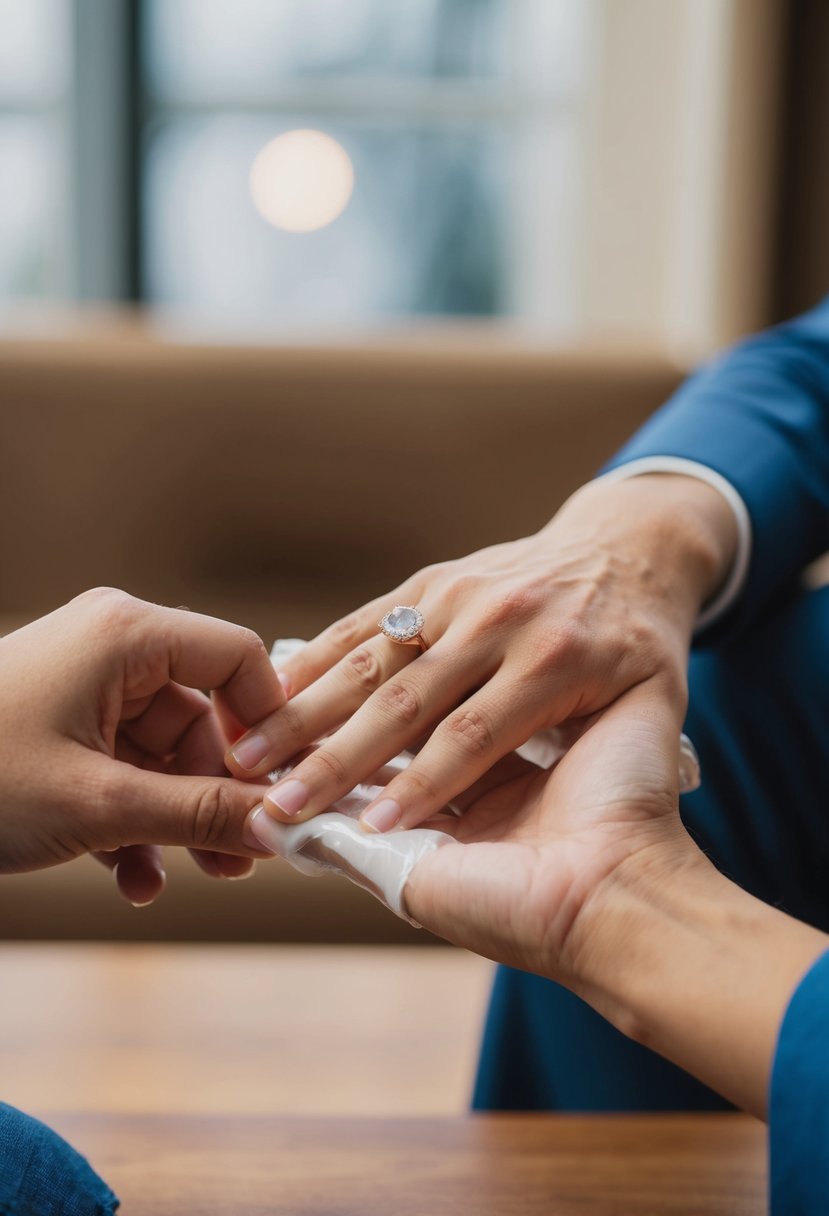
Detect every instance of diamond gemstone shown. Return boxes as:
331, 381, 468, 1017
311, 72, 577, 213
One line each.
382, 605, 423, 640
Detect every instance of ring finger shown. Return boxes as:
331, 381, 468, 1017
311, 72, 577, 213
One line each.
226, 614, 438, 780
258, 631, 496, 823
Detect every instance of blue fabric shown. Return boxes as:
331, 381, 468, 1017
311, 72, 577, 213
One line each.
0, 1104, 118, 1215
477, 297, 829, 1118
770, 949, 829, 1215
603, 294, 829, 646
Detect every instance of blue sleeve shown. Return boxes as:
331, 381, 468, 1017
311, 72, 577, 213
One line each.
770, 949, 829, 1216
603, 296, 829, 644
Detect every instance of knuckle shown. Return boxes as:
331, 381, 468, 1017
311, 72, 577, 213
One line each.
444, 573, 480, 606
79, 586, 138, 624
625, 618, 665, 670
444, 707, 495, 757
341, 646, 383, 695
532, 621, 589, 671
236, 626, 269, 663
414, 560, 446, 587
399, 766, 440, 805
192, 783, 235, 850
329, 612, 366, 650
274, 702, 307, 746
481, 584, 543, 631
376, 679, 421, 726
307, 747, 348, 788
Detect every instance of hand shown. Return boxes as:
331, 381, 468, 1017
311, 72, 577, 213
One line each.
405, 677, 827, 1118
0, 588, 284, 905
406, 674, 692, 979
226, 474, 735, 833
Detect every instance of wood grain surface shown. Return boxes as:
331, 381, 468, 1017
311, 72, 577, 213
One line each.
45, 1111, 766, 1216
0, 944, 767, 1213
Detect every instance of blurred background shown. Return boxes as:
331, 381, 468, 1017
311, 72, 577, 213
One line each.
0, 0, 826, 949
3, 0, 825, 346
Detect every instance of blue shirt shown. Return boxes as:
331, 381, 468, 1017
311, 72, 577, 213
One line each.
771, 950, 829, 1215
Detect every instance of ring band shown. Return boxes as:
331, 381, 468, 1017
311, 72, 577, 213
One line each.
378, 605, 429, 651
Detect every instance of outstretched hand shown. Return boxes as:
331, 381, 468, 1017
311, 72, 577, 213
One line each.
405, 673, 694, 983
404, 670, 829, 1121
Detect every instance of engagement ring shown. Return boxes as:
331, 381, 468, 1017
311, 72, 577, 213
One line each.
379, 605, 429, 651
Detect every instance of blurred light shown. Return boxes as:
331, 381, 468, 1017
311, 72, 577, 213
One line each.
249, 129, 354, 233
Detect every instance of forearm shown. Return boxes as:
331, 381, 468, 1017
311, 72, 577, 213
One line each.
572, 845, 828, 1117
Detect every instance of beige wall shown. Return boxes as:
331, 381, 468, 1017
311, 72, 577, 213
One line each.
579, 0, 785, 353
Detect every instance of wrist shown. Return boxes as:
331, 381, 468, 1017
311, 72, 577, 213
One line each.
565, 838, 828, 1116
553, 474, 738, 634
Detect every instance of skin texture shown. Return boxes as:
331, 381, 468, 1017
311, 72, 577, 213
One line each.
404, 678, 829, 1119
228, 474, 737, 834
238, 470, 826, 1116
0, 588, 284, 905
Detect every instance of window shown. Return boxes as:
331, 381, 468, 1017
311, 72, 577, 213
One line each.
0, 0, 71, 306
0, 1, 783, 349
0, 0, 595, 330
140, 0, 594, 330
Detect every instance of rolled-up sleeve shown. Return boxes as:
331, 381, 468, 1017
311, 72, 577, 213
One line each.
770, 949, 829, 1215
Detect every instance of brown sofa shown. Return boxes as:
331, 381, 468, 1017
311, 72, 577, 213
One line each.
0, 318, 686, 942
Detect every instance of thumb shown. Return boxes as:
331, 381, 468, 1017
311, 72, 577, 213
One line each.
95, 759, 271, 856
406, 839, 538, 970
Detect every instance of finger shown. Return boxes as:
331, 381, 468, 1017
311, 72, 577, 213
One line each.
212, 692, 247, 749
274, 586, 422, 698
435, 750, 542, 824
125, 603, 285, 729
405, 769, 550, 953
187, 848, 257, 880
93, 844, 167, 907
357, 676, 554, 832
547, 674, 686, 819
116, 689, 257, 878
225, 634, 418, 778
405, 838, 511, 952
121, 684, 226, 774
91, 757, 273, 856
258, 638, 490, 824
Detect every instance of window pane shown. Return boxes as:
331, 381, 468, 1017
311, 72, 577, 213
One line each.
145, 0, 508, 99
0, 117, 64, 302
0, 0, 70, 104
143, 116, 504, 325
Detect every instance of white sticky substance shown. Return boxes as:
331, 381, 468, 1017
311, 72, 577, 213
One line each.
264, 639, 702, 923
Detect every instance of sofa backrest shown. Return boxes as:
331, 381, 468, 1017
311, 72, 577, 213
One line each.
0, 326, 685, 643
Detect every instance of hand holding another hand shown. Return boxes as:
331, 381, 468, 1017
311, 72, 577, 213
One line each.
405, 673, 827, 1119
0, 588, 284, 905
229, 473, 736, 834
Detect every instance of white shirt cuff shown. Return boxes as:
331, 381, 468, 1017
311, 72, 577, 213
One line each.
596, 456, 752, 631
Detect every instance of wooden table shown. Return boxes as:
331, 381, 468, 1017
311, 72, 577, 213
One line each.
43, 1111, 766, 1215
0, 945, 767, 1214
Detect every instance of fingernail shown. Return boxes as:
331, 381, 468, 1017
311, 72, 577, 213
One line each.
265, 778, 308, 817
225, 861, 257, 881
230, 733, 270, 772
244, 806, 278, 853
277, 671, 292, 696
361, 798, 403, 833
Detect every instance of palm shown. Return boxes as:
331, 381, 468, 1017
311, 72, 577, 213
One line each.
407, 680, 689, 981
